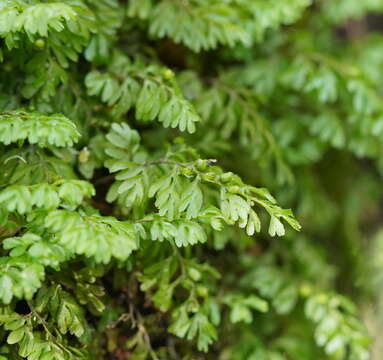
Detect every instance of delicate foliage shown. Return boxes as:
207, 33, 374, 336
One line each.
0, 111, 80, 147
85, 54, 201, 132
0, 0, 379, 359
305, 293, 371, 359
45, 210, 139, 263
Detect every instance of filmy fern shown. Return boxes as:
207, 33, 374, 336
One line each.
0, 0, 381, 359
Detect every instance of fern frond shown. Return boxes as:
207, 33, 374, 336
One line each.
85, 54, 200, 133
0, 180, 94, 214
0, 111, 80, 147
44, 210, 139, 263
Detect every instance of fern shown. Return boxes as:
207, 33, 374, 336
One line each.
0, 111, 80, 147
85, 54, 200, 132
0, 0, 380, 358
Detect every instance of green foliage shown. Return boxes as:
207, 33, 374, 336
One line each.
85, 53, 200, 132
127, 0, 311, 51
0, 111, 80, 147
305, 293, 371, 359
0, 0, 381, 359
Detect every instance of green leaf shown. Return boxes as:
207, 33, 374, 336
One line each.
268, 216, 285, 237
179, 180, 203, 219
7, 326, 25, 344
